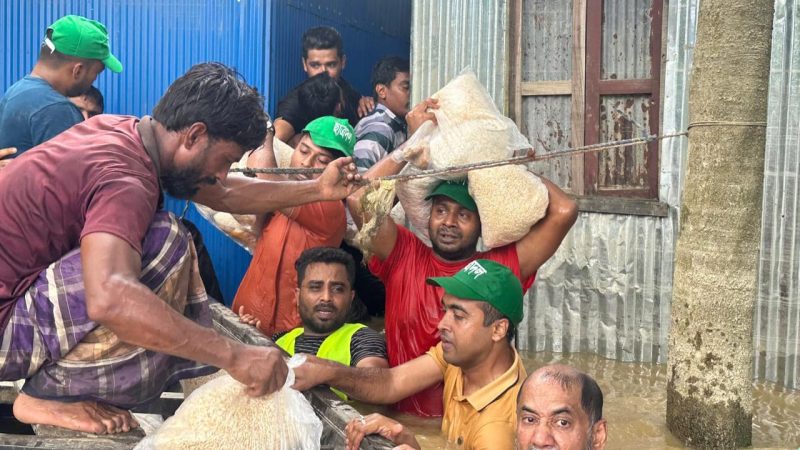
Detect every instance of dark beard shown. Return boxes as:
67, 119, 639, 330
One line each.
160, 165, 216, 199
299, 303, 345, 335
431, 239, 479, 261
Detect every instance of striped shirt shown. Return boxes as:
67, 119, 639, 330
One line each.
353, 103, 407, 172
273, 326, 387, 367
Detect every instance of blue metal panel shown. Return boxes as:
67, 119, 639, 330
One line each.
2, 0, 411, 306
1, 0, 270, 305
267, 0, 411, 114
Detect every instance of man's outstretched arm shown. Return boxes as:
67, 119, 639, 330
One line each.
192, 157, 360, 215
516, 177, 579, 279
292, 353, 442, 404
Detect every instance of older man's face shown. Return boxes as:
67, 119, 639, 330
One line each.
516, 379, 606, 450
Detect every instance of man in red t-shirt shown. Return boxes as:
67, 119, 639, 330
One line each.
0, 63, 361, 434
347, 100, 578, 417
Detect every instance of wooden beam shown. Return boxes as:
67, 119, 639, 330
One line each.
597, 78, 656, 95
571, 0, 587, 195
574, 196, 669, 217
508, 0, 523, 124
520, 80, 572, 96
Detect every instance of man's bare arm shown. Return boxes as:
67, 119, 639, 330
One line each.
516, 177, 579, 279
81, 232, 288, 396
346, 98, 439, 261
293, 353, 442, 404
274, 119, 295, 143
192, 157, 360, 215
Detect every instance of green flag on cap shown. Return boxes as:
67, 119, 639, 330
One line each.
425, 179, 478, 212
46, 15, 123, 73
426, 259, 524, 325
302, 116, 355, 158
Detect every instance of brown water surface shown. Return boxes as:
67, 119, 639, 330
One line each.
356, 351, 800, 449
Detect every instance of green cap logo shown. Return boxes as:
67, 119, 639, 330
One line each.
302, 116, 355, 158
46, 15, 123, 73
425, 179, 478, 212
427, 259, 524, 325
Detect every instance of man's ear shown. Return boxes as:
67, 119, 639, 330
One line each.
71, 62, 85, 80
375, 83, 388, 100
294, 287, 301, 309
591, 419, 608, 449
302, 57, 309, 74
183, 122, 208, 150
340, 54, 347, 71
491, 318, 510, 343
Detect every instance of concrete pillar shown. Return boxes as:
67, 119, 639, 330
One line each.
666, 0, 774, 448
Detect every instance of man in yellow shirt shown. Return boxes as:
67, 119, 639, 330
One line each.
293, 259, 526, 450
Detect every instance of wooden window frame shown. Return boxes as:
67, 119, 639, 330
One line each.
509, 0, 668, 217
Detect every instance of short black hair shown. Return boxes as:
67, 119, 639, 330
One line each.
478, 302, 516, 343
533, 368, 604, 425
295, 247, 356, 287
370, 56, 409, 97
152, 62, 268, 151
302, 26, 344, 58
298, 72, 344, 121
83, 85, 104, 112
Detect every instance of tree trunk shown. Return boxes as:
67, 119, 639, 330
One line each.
666, 0, 774, 448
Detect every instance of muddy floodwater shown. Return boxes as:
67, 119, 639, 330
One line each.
356, 351, 800, 450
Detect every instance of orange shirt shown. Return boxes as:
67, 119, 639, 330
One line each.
232, 200, 345, 335
426, 343, 526, 450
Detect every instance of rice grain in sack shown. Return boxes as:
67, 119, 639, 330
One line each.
135, 355, 321, 450
468, 165, 549, 248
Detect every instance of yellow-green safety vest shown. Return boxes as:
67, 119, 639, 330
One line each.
276, 322, 366, 400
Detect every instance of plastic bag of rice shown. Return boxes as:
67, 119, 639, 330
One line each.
135, 355, 321, 450
468, 165, 549, 248
427, 71, 531, 170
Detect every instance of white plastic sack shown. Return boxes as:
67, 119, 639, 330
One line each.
135, 355, 322, 450
393, 70, 549, 249
468, 165, 549, 248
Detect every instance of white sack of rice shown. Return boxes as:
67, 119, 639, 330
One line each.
393, 70, 542, 247
135, 355, 321, 450
468, 165, 549, 248
192, 137, 295, 254
427, 71, 531, 170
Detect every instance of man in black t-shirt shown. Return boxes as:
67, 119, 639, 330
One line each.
274, 26, 372, 144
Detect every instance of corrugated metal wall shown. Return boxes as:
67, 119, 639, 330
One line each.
267, 0, 411, 114
756, 0, 800, 389
410, 0, 509, 111
409, 0, 696, 364
2, 0, 411, 305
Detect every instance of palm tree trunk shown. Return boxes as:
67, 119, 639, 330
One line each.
666, 0, 774, 448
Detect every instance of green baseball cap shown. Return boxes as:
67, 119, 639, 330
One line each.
427, 259, 524, 325
425, 180, 478, 212
302, 116, 355, 158
46, 15, 123, 73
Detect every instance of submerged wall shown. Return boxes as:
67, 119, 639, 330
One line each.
755, 0, 800, 389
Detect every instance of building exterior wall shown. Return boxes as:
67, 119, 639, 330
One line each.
755, 0, 800, 389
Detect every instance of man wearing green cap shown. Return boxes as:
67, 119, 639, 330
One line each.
293, 259, 528, 450
345, 100, 578, 417
0, 15, 122, 157
234, 116, 357, 335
